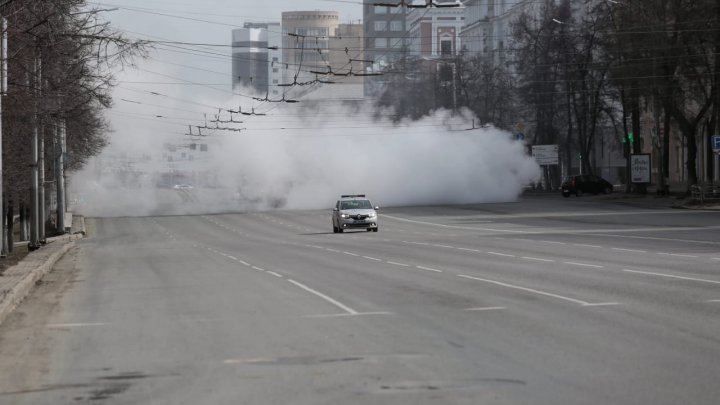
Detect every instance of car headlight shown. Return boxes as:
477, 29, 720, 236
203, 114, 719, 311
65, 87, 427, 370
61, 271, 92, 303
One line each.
340, 214, 349, 218
368, 212, 376, 218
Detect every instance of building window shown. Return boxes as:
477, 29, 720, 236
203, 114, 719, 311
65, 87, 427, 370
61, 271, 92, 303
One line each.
200, 144, 208, 152
374, 6, 388, 14
374, 21, 387, 31
273, 68, 279, 73
273, 79, 278, 84
375, 38, 388, 48
390, 21, 403, 31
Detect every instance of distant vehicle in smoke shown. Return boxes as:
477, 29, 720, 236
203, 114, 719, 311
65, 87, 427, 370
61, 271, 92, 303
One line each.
332, 195, 379, 233
173, 184, 193, 190
561, 175, 613, 197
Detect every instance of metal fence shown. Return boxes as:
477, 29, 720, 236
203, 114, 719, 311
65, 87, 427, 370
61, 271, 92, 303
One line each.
690, 183, 720, 204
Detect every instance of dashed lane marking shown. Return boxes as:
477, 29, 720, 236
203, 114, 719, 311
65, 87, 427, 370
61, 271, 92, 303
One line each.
387, 261, 410, 267
564, 262, 604, 268
657, 253, 699, 258
622, 269, 720, 285
465, 306, 506, 312
343, 252, 360, 257
288, 279, 358, 315
612, 248, 646, 253
362, 256, 382, 261
303, 312, 394, 318
457, 274, 617, 307
487, 252, 516, 258
521, 257, 555, 262
415, 265, 443, 273
251, 266, 265, 272
573, 243, 603, 248
266, 271, 283, 278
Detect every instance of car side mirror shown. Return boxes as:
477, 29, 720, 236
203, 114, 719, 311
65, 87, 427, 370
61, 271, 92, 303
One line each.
333, 207, 338, 212
374, 206, 380, 210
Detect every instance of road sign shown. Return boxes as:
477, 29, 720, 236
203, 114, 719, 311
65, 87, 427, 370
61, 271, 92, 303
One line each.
630, 154, 651, 183
531, 145, 559, 165
515, 132, 525, 141
712, 135, 720, 151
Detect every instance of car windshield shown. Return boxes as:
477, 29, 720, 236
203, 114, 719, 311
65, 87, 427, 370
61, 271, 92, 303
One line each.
340, 200, 372, 210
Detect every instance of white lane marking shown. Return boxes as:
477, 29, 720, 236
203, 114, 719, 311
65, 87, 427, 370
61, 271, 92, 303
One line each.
582, 302, 621, 307
458, 274, 595, 306
434, 245, 454, 249
303, 312, 393, 318
288, 279, 358, 315
584, 233, 720, 246
612, 248, 646, 253
573, 244, 603, 248
251, 266, 265, 272
457, 247, 482, 252
403, 241, 430, 246
343, 252, 359, 257
564, 262, 604, 268
387, 261, 410, 267
416, 265, 443, 273
657, 253, 699, 258
465, 306, 506, 311
47, 323, 109, 328
521, 257, 555, 262
326, 248, 340, 253
511, 238, 536, 243
540, 241, 566, 245
706, 299, 720, 303
623, 269, 720, 285
266, 271, 283, 278
228, 256, 237, 260
487, 252, 516, 258
381, 214, 534, 233
713, 258, 720, 261
308, 245, 324, 249
239, 260, 250, 266
362, 256, 382, 261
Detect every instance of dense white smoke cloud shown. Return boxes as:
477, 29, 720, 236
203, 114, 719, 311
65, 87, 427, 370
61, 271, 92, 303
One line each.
70, 104, 540, 217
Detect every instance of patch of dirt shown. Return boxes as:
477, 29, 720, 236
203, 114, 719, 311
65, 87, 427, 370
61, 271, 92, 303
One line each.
0, 246, 81, 395
0, 244, 30, 276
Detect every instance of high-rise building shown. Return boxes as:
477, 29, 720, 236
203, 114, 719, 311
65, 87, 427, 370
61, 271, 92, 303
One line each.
231, 22, 281, 95
281, 11, 339, 85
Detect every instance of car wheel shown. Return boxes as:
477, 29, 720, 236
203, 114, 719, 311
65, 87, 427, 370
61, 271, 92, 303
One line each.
338, 228, 343, 233
603, 186, 612, 194
333, 225, 338, 233
562, 192, 570, 198
372, 228, 379, 232
367, 228, 372, 232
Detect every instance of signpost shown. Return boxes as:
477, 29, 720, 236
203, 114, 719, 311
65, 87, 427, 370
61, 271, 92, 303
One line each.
630, 154, 651, 184
712, 135, 720, 152
531, 145, 559, 166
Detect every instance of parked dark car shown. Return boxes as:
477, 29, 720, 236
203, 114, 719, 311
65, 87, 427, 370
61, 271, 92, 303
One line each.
561, 175, 613, 197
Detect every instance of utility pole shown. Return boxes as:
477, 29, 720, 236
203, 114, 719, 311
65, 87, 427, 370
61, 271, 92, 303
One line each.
0, 17, 7, 256
56, 120, 66, 233
30, 55, 40, 250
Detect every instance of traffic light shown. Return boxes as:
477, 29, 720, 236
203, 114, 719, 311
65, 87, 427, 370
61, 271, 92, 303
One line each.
622, 132, 634, 144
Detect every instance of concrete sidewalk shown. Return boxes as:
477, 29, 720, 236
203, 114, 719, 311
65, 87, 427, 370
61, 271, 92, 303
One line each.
0, 218, 85, 327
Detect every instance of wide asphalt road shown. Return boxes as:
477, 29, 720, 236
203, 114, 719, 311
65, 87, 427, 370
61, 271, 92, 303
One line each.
1, 195, 719, 404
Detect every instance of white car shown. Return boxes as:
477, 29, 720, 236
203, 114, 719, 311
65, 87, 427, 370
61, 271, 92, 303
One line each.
332, 195, 379, 233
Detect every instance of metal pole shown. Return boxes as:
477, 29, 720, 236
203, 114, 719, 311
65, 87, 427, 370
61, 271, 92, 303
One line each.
30, 56, 39, 249
57, 120, 66, 233
0, 17, 6, 256
39, 115, 46, 243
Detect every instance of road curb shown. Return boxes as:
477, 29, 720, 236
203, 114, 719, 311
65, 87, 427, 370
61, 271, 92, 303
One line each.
0, 233, 84, 327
